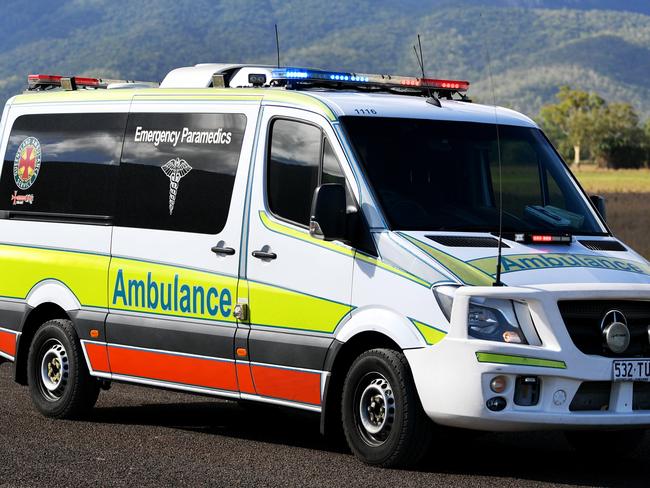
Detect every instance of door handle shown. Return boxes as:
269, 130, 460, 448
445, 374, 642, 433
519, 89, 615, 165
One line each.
252, 250, 277, 260
211, 245, 236, 256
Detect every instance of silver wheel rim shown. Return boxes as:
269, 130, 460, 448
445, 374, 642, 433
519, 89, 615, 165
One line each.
38, 338, 69, 401
354, 373, 395, 447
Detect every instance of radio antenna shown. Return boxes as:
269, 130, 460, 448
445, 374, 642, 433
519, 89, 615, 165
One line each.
481, 14, 505, 286
275, 24, 281, 68
413, 34, 440, 107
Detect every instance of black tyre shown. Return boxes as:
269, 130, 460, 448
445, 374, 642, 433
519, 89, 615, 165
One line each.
342, 348, 433, 468
565, 429, 646, 456
27, 319, 100, 418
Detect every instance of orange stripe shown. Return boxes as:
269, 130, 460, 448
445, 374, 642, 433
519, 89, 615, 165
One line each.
236, 363, 256, 394
251, 365, 321, 405
0, 330, 17, 358
108, 346, 238, 391
84, 343, 111, 373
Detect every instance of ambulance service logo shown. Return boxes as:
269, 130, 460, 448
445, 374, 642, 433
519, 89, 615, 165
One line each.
161, 157, 192, 215
13, 137, 42, 190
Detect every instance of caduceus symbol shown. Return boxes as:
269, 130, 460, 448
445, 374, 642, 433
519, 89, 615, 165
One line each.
161, 157, 192, 215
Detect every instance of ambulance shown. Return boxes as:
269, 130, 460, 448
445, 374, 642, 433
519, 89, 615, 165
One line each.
1, 64, 649, 467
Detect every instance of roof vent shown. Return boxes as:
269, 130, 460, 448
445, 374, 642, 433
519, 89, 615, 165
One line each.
426, 235, 510, 248
579, 240, 627, 252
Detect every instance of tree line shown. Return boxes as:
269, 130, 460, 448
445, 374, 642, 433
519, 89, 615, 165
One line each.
539, 86, 650, 169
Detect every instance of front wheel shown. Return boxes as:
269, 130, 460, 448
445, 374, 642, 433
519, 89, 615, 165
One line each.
342, 348, 433, 468
27, 319, 100, 418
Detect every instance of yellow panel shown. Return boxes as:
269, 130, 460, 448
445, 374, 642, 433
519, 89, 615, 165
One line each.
400, 234, 494, 286
0, 244, 109, 307
248, 280, 351, 333
411, 319, 447, 345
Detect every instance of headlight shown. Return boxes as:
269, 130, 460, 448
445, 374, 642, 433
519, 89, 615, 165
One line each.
468, 299, 527, 344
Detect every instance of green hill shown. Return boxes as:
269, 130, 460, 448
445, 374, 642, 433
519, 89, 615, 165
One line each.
0, 0, 649, 120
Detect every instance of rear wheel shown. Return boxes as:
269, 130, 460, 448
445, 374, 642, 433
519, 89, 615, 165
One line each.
565, 429, 646, 456
342, 348, 432, 468
27, 319, 100, 418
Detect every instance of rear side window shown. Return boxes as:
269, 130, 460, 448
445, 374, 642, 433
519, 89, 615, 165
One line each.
0, 113, 126, 217
267, 119, 351, 227
117, 113, 247, 234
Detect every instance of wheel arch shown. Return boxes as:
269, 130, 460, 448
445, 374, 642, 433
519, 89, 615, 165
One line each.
15, 280, 83, 385
334, 306, 426, 349
320, 329, 407, 438
15, 302, 70, 385
321, 308, 427, 437
25, 279, 82, 311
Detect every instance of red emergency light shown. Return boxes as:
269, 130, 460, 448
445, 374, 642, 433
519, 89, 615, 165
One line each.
399, 78, 469, 91
514, 233, 572, 245
28, 74, 104, 91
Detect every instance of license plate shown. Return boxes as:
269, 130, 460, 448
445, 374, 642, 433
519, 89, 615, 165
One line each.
612, 360, 650, 382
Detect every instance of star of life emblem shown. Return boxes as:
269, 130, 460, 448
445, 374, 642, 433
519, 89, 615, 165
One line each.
161, 157, 192, 215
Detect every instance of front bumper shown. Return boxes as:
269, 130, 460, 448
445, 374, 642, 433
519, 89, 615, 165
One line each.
406, 283, 650, 431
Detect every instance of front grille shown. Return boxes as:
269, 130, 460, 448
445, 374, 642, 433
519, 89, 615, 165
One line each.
558, 300, 650, 357
570, 381, 650, 411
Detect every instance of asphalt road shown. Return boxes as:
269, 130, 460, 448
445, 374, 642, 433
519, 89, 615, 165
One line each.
1, 363, 649, 488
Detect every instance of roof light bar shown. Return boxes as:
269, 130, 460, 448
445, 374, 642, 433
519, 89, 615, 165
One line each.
28, 74, 104, 91
272, 68, 469, 92
27, 74, 63, 88
27, 74, 159, 91
514, 233, 572, 245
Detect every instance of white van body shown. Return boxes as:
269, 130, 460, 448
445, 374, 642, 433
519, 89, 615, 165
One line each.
2, 65, 650, 466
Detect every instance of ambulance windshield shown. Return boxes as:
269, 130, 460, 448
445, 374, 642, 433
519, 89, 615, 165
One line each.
340, 116, 606, 235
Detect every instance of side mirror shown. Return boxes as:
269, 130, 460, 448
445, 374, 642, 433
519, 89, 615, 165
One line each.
310, 184, 347, 241
590, 195, 607, 222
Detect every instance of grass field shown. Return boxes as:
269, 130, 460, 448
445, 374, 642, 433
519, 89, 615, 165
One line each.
572, 167, 650, 258
573, 167, 650, 194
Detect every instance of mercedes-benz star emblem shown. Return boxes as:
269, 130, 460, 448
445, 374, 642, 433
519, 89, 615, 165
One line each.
601, 310, 630, 354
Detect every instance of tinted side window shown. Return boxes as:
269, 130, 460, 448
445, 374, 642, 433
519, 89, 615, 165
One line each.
117, 113, 246, 234
268, 119, 321, 226
322, 137, 354, 207
0, 113, 126, 216
322, 138, 345, 186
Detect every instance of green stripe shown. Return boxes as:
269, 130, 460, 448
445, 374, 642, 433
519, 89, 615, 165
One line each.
476, 352, 566, 369
259, 211, 431, 288
410, 319, 447, 345
12, 88, 338, 121
399, 234, 494, 286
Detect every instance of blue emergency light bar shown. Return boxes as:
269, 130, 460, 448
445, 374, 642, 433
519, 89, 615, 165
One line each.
272, 68, 469, 92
